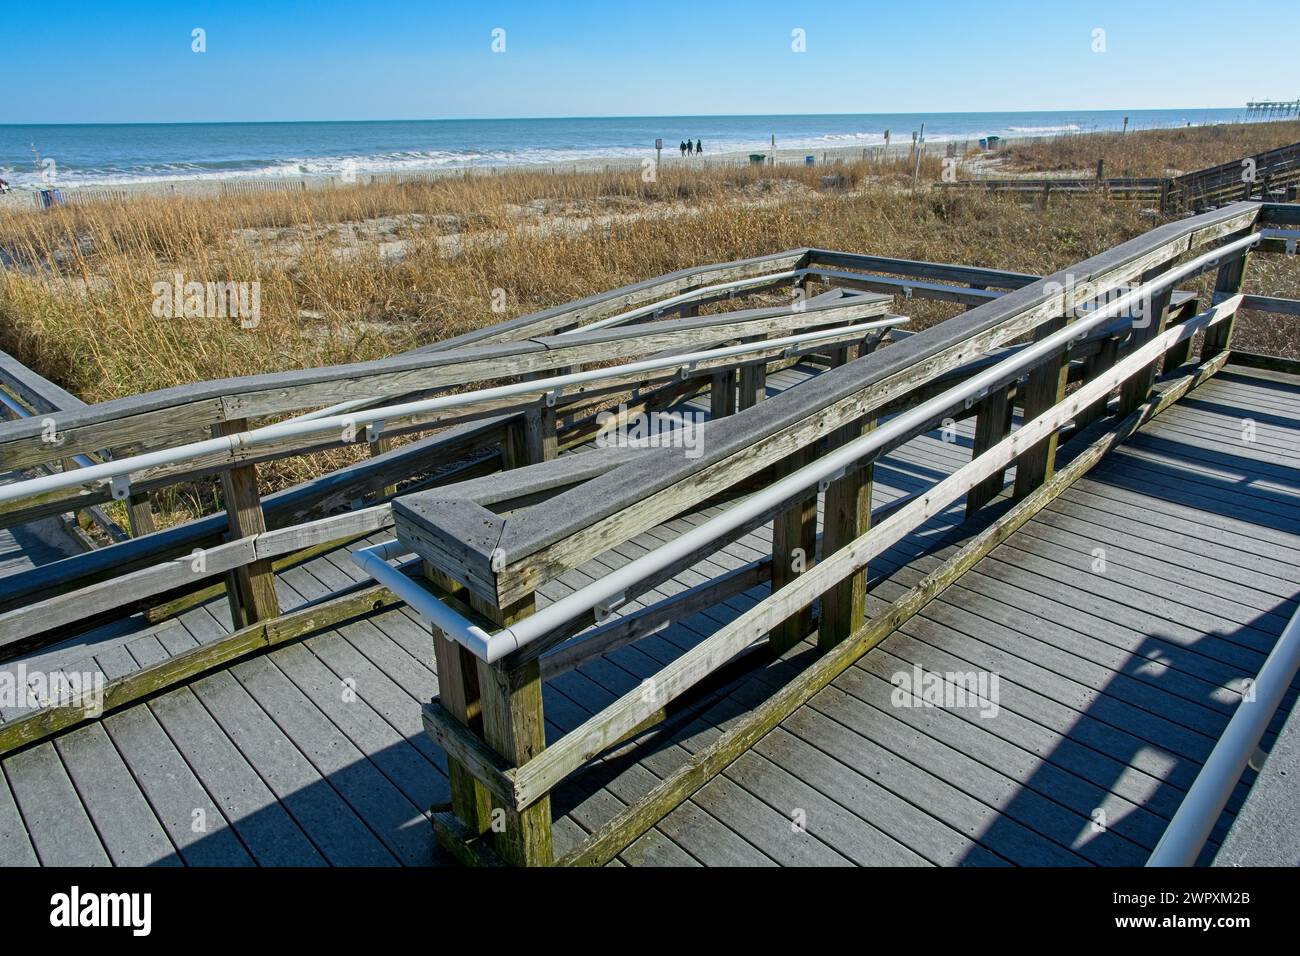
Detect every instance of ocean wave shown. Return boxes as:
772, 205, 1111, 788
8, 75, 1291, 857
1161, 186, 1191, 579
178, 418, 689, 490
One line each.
1007, 124, 1082, 134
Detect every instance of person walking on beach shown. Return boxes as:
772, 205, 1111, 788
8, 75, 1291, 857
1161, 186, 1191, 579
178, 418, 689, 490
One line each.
685, 139, 694, 156
679, 140, 687, 157
695, 139, 703, 155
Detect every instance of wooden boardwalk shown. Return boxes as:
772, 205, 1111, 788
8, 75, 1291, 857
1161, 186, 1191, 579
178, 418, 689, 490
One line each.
0, 473, 81, 581
3, 360, 1297, 866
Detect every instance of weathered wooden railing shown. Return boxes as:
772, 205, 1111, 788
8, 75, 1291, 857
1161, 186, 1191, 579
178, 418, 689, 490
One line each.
0, 240, 1051, 748
0, 241, 1060, 641
1169, 141, 1300, 213
943, 141, 1300, 213
377, 201, 1300, 866
0, 295, 900, 647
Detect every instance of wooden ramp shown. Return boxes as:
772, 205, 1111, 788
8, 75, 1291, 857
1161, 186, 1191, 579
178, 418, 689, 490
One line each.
592, 363, 1300, 866
3, 361, 1297, 866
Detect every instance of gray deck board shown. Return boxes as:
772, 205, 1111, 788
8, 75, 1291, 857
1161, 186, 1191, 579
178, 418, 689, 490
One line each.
5, 742, 110, 866
0, 765, 39, 866
189, 668, 398, 866
100, 704, 255, 865
224, 654, 433, 866
146, 687, 325, 865
875, 568, 1236, 742
856, 646, 1174, 840
53, 722, 179, 866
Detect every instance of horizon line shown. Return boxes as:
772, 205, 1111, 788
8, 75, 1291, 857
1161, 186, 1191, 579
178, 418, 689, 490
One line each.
0, 105, 1256, 128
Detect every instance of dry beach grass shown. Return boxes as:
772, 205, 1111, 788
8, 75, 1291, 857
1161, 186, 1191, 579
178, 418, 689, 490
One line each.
997, 119, 1300, 177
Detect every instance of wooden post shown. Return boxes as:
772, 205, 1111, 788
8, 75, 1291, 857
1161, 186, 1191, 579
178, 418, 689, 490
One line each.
709, 370, 737, 419
501, 417, 530, 470
367, 435, 398, 499
425, 566, 494, 838
523, 401, 558, 464
769, 446, 817, 655
738, 337, 767, 410
819, 417, 874, 649
965, 386, 1013, 516
1162, 297, 1200, 372
125, 492, 156, 537
1117, 265, 1175, 416
1012, 318, 1071, 499
1076, 335, 1120, 429
502, 372, 559, 468
214, 419, 280, 627
1201, 247, 1252, 357
471, 592, 553, 867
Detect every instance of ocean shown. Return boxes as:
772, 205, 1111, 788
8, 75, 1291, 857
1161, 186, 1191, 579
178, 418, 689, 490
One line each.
0, 108, 1264, 190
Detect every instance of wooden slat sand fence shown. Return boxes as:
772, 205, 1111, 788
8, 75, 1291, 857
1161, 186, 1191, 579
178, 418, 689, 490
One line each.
942, 141, 1300, 212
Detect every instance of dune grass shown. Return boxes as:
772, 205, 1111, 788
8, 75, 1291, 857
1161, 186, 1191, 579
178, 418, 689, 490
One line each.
997, 119, 1300, 177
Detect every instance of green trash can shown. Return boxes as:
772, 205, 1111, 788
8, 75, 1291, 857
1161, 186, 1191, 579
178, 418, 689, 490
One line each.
748, 154, 766, 165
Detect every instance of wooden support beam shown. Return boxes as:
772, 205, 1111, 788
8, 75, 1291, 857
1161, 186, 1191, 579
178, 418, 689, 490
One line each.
422, 701, 516, 809
1012, 318, 1070, 499
500, 416, 530, 470
424, 564, 496, 836
1076, 335, 1120, 430
819, 417, 873, 649
367, 435, 398, 499
523, 402, 558, 464
965, 386, 1013, 516
471, 592, 553, 867
1202, 246, 1252, 357
214, 419, 280, 628
434, 631, 496, 833
125, 492, 156, 538
1117, 265, 1175, 416
430, 810, 507, 867
738, 335, 768, 410
1160, 297, 1201, 372
768, 446, 817, 655
709, 369, 737, 419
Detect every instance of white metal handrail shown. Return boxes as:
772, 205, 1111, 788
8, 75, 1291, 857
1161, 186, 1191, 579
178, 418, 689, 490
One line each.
0, 316, 904, 506
1147, 604, 1300, 866
353, 232, 1261, 663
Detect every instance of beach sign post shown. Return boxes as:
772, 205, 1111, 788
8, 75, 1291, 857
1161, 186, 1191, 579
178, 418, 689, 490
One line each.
655, 138, 662, 172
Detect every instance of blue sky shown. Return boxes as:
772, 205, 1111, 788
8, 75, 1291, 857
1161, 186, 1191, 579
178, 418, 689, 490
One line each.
3, 0, 1295, 123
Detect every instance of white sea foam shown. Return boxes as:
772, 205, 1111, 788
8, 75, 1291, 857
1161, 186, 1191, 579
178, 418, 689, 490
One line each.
1006, 124, 1082, 134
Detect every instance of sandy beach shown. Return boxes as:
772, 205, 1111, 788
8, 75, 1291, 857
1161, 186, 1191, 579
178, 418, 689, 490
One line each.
0, 139, 950, 208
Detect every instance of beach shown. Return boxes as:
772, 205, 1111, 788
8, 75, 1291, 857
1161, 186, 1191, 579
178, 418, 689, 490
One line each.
0, 141, 919, 207
0, 107, 1267, 207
